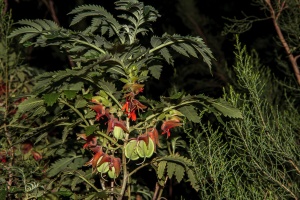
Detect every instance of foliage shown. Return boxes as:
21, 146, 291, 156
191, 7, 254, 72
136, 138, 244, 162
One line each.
2, 1, 242, 199
0, 2, 45, 200
187, 38, 300, 199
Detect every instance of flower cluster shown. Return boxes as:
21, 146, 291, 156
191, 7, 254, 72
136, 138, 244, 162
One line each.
121, 83, 147, 121
78, 134, 121, 178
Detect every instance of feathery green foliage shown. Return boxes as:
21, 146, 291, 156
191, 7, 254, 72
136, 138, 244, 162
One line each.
188, 38, 300, 199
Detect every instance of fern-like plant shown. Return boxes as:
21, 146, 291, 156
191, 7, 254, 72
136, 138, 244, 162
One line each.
7, 1, 242, 199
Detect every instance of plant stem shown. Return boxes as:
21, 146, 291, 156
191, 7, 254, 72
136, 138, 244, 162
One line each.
118, 118, 130, 200
58, 98, 90, 126
70, 39, 106, 55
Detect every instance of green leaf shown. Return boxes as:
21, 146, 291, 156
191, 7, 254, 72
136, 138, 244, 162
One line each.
157, 161, 167, 179
149, 65, 162, 79
47, 156, 80, 177
85, 125, 98, 136
186, 168, 199, 191
170, 92, 184, 99
211, 98, 243, 119
17, 97, 44, 113
178, 105, 200, 123
75, 98, 87, 108
167, 162, 176, 178
83, 192, 108, 200
0, 187, 7, 200
63, 90, 77, 100
100, 81, 117, 94
159, 47, 173, 65
174, 164, 185, 183
44, 93, 60, 106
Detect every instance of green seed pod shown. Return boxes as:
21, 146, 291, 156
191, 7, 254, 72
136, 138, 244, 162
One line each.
113, 126, 125, 140
125, 140, 139, 160
97, 162, 110, 173
136, 138, 155, 158
108, 167, 117, 179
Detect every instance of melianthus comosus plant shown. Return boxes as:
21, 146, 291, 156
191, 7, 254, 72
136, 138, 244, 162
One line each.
8, 0, 242, 199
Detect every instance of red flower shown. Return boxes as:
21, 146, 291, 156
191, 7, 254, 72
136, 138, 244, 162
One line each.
31, 150, 42, 161
0, 151, 7, 163
107, 117, 128, 134
84, 146, 105, 169
89, 103, 109, 121
122, 98, 147, 121
161, 120, 182, 138
77, 133, 98, 149
21, 141, 33, 154
109, 157, 121, 177
147, 128, 161, 150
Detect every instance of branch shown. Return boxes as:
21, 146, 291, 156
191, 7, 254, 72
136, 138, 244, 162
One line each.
265, 0, 300, 85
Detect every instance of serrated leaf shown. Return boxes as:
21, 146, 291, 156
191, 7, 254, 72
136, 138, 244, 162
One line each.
186, 168, 199, 191
149, 65, 162, 79
157, 161, 167, 179
75, 98, 87, 108
174, 164, 185, 183
100, 81, 117, 94
212, 98, 243, 119
178, 105, 200, 123
47, 156, 80, 177
32, 106, 46, 116
107, 66, 126, 76
44, 93, 60, 106
63, 90, 77, 100
167, 162, 176, 178
159, 47, 173, 65
85, 125, 98, 136
18, 97, 44, 113
71, 176, 84, 191
85, 110, 96, 119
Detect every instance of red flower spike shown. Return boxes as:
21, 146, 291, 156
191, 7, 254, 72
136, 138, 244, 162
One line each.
122, 101, 129, 113
128, 109, 137, 121
122, 98, 147, 121
31, 150, 42, 161
110, 157, 121, 177
161, 120, 182, 138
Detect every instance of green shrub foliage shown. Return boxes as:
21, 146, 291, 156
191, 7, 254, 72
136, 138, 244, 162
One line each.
188, 38, 300, 199
1, 1, 242, 199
